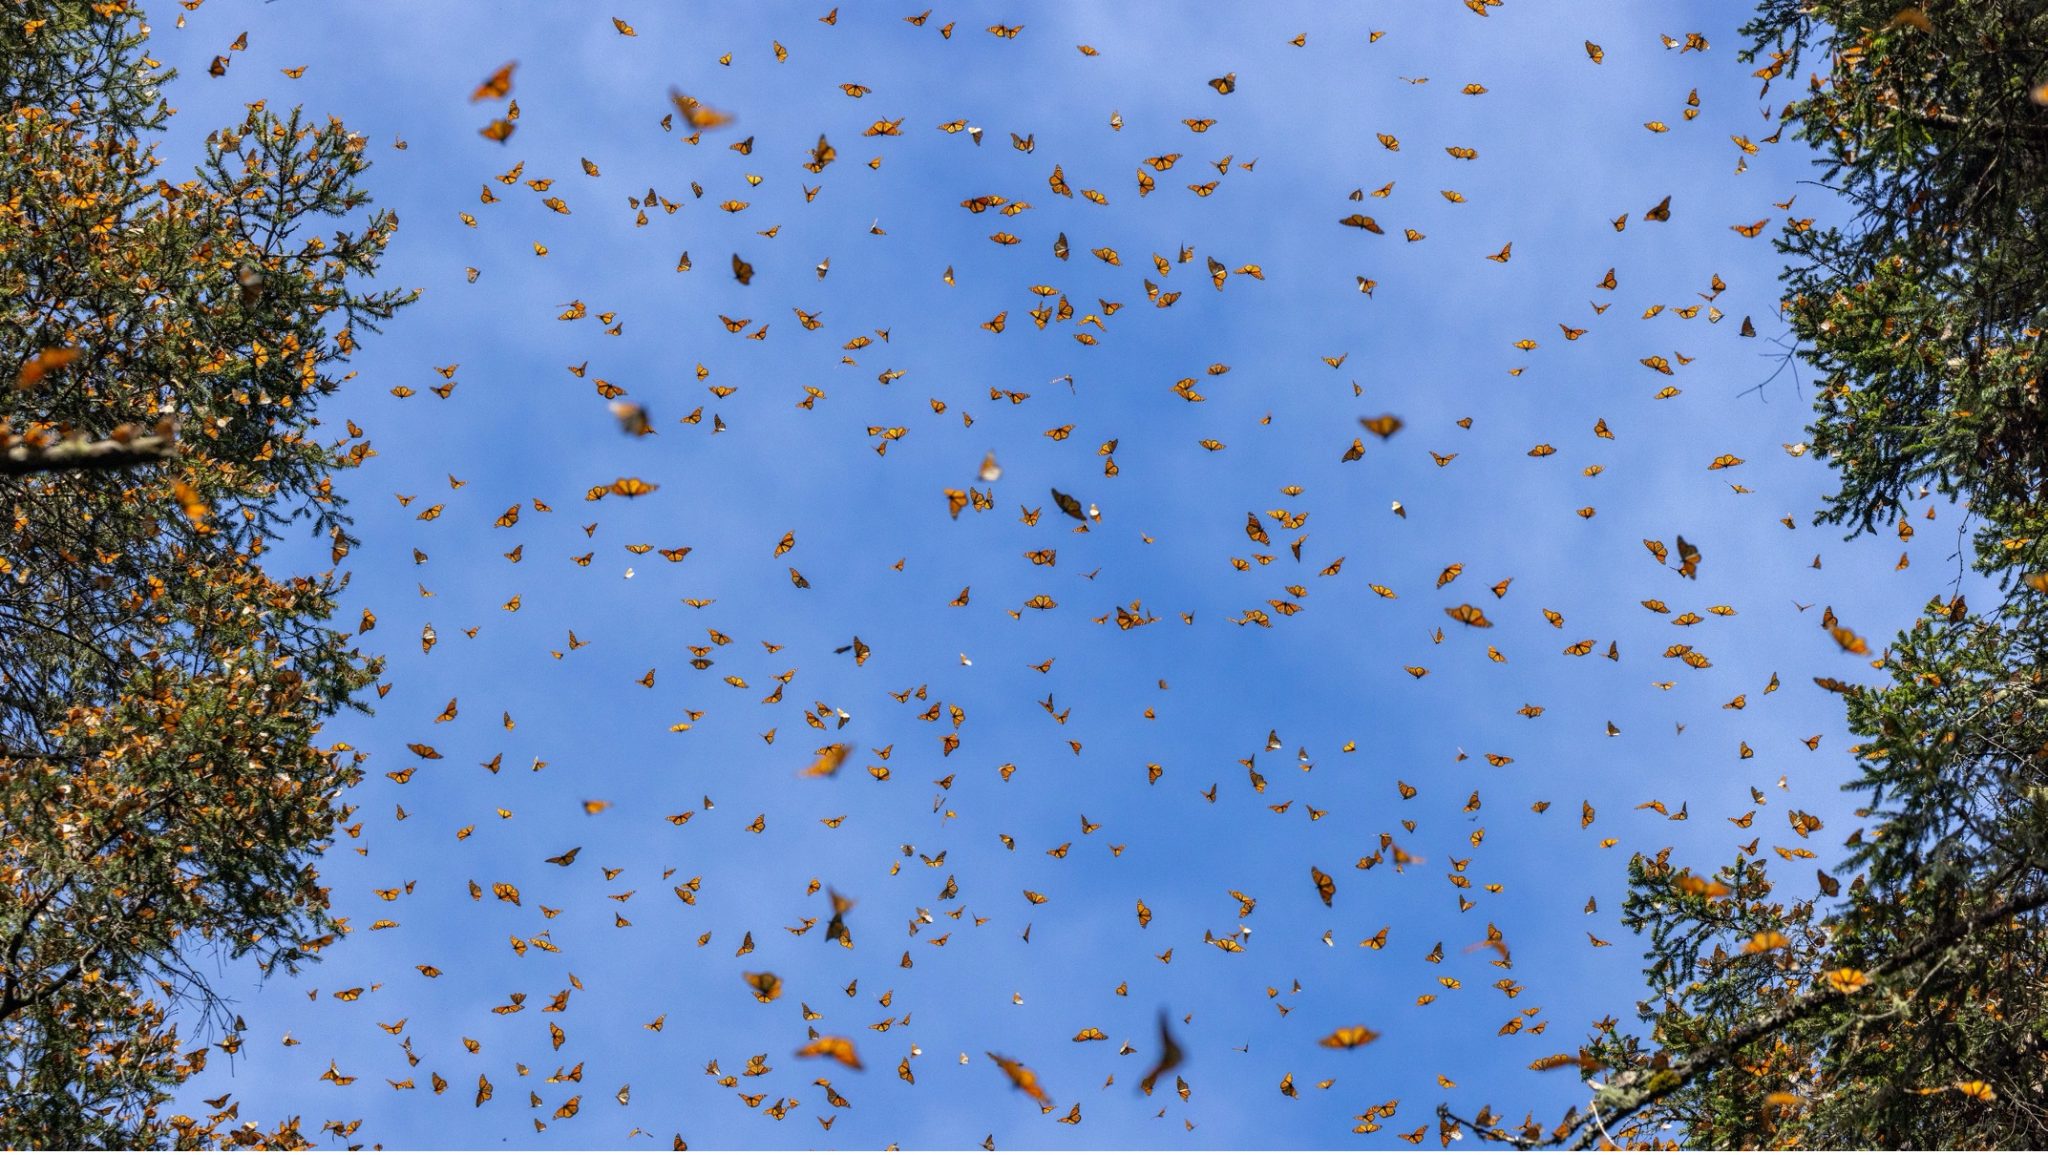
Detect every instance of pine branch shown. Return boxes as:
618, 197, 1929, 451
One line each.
1439, 884, 2048, 1150
1572, 885, 2048, 1150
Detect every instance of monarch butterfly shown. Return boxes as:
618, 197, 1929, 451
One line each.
1732, 219, 1768, 237
1644, 195, 1672, 221
1739, 931, 1789, 955
479, 118, 515, 142
1310, 866, 1335, 906
1446, 604, 1492, 627
609, 477, 658, 498
742, 971, 782, 1002
667, 90, 733, 130
1707, 454, 1743, 470
797, 1036, 864, 1069
169, 479, 212, 529
1183, 118, 1216, 132
1675, 535, 1702, 578
470, 61, 515, 101
1208, 72, 1236, 94
1319, 1026, 1380, 1049
986, 1052, 1051, 1101
1360, 414, 1402, 439
1339, 213, 1383, 233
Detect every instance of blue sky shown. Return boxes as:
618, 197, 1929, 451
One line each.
143, 1, 1977, 1148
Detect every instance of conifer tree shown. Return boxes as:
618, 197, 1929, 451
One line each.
0, 2, 410, 1144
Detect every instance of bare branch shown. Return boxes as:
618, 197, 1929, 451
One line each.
0, 433, 176, 477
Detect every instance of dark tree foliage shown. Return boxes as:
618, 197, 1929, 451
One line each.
0, 1, 410, 1146
1440, 2, 2048, 1148
1765, 0, 2048, 576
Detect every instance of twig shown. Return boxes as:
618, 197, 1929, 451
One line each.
1590, 1097, 1618, 1149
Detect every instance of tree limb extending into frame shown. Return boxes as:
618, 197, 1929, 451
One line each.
1438, 884, 2048, 1150
0, 431, 177, 477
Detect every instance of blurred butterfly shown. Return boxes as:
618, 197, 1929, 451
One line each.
669, 89, 734, 130
1138, 1012, 1184, 1095
805, 134, 836, 172
1675, 535, 1702, 579
796, 1036, 863, 1069
1445, 604, 1493, 627
171, 480, 212, 529
824, 888, 855, 947
470, 61, 515, 101
987, 1052, 1051, 1102
801, 744, 850, 778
